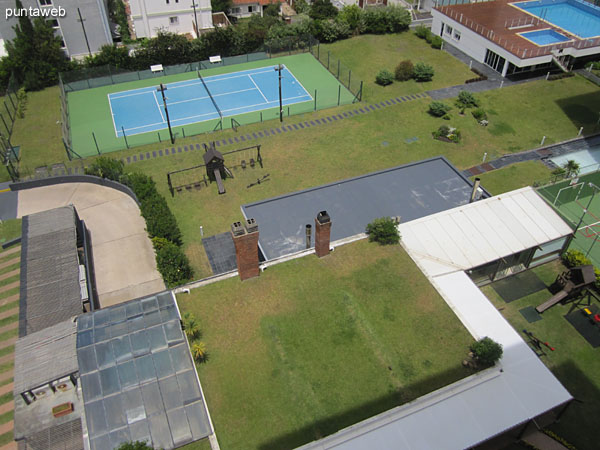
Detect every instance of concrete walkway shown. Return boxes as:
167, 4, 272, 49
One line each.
17, 183, 164, 307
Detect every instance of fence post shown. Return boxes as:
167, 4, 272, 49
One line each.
158, 132, 162, 143
122, 126, 129, 149
92, 132, 100, 155
108, 65, 114, 84
314, 90, 317, 111
182, 127, 186, 138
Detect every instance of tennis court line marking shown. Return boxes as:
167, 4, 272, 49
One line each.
108, 92, 119, 137
280, 64, 313, 101
247, 74, 269, 103
167, 87, 258, 107
152, 90, 166, 124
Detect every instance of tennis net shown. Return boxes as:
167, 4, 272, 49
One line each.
198, 71, 222, 118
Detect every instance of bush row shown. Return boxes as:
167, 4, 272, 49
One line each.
376, 60, 434, 86
414, 25, 443, 49
547, 72, 575, 81
85, 157, 194, 287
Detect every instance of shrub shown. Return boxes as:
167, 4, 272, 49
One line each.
192, 342, 208, 362
562, 249, 591, 268
181, 311, 201, 340
155, 239, 194, 287
470, 337, 503, 366
551, 167, 567, 180
563, 159, 580, 177
395, 60, 414, 81
123, 172, 156, 201
414, 25, 431, 40
430, 35, 443, 49
141, 193, 183, 245
428, 101, 452, 117
365, 217, 400, 245
362, 6, 411, 34
472, 108, 487, 122
547, 72, 575, 81
16, 87, 27, 118
437, 124, 450, 136
413, 62, 434, 82
375, 69, 394, 86
84, 156, 124, 181
455, 90, 479, 109
433, 125, 461, 143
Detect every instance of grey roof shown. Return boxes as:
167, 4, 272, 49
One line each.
19, 206, 83, 337
16, 418, 83, 450
14, 319, 78, 395
242, 157, 486, 260
76, 291, 212, 450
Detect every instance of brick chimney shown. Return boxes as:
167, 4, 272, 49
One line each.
314, 211, 331, 258
231, 219, 260, 281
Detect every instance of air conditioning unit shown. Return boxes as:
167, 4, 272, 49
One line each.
22, 391, 35, 404
32, 385, 51, 400
52, 376, 74, 393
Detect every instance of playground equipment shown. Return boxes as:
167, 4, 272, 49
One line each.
522, 329, 555, 355
203, 146, 227, 195
536, 265, 596, 313
247, 174, 270, 189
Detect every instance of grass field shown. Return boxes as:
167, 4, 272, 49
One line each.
319, 33, 475, 102
482, 261, 600, 450
67, 53, 355, 157
472, 161, 552, 195
178, 240, 474, 450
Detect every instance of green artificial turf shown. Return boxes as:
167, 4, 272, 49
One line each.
473, 161, 552, 195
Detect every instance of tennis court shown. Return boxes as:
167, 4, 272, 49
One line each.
538, 171, 600, 267
67, 53, 356, 157
109, 65, 312, 137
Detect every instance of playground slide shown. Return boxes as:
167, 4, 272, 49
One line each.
214, 169, 226, 195
536, 290, 568, 314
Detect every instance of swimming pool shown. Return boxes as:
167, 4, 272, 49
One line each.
513, 0, 600, 38
519, 28, 572, 45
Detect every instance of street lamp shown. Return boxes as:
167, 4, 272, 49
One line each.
274, 64, 283, 122
157, 83, 175, 144
191, 2, 199, 37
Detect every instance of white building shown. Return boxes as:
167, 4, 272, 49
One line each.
229, 0, 280, 19
432, 0, 600, 77
126, 0, 213, 39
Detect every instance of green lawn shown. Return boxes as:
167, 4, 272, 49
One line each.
473, 161, 552, 195
0, 219, 21, 253
178, 240, 474, 450
319, 33, 475, 102
481, 261, 600, 450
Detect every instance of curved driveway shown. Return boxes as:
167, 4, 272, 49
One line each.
17, 183, 165, 307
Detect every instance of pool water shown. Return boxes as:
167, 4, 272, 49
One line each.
513, 0, 600, 38
519, 28, 571, 45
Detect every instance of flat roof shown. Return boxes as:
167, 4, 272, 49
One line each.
19, 206, 83, 337
76, 291, 212, 450
242, 157, 482, 260
299, 187, 573, 450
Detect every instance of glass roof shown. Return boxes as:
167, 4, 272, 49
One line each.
76, 291, 211, 449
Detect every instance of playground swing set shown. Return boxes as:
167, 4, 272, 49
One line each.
166, 143, 263, 196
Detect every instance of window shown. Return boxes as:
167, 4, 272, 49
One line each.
484, 49, 506, 73
248, 5, 254, 12
169, 16, 179, 25
445, 25, 453, 35
231, 7, 241, 13
39, 0, 52, 5
453, 30, 461, 41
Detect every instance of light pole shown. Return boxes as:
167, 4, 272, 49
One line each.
274, 64, 283, 122
77, 8, 92, 57
158, 83, 175, 144
191, 2, 199, 37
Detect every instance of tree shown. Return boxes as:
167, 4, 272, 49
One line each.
395, 60, 414, 81
339, 5, 364, 34
182, 312, 201, 340
564, 160, 580, 177
212, 0, 233, 14
264, 2, 281, 17
5, 0, 68, 90
192, 342, 208, 362
86, 45, 131, 69
309, 0, 338, 20
413, 62, 434, 82
470, 337, 503, 366
293, 0, 310, 14
366, 217, 400, 245
455, 90, 480, 109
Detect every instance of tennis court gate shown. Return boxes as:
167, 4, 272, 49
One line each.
167, 144, 262, 196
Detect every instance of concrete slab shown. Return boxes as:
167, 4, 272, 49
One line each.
16, 183, 164, 307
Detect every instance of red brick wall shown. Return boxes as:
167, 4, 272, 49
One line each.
315, 218, 331, 258
232, 225, 260, 280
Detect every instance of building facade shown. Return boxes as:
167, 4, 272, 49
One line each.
229, 0, 279, 19
126, 0, 213, 38
0, 0, 113, 59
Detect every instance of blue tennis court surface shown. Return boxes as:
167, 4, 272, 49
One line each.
108, 65, 312, 137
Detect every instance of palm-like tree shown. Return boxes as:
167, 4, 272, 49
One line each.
192, 341, 208, 362
182, 312, 201, 340
564, 160, 580, 178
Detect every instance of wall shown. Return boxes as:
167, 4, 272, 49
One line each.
129, 0, 213, 38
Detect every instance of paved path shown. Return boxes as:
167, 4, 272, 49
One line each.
463, 134, 600, 178
17, 183, 165, 307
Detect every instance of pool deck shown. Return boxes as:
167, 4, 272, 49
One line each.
435, 0, 598, 59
